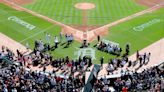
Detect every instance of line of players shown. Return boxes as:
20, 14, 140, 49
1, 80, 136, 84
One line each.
25, 32, 74, 51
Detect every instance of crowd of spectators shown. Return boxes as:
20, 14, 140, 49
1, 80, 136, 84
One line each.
0, 64, 85, 92
0, 46, 15, 68
94, 64, 164, 92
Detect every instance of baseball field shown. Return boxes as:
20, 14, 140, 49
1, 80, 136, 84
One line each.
0, 0, 164, 64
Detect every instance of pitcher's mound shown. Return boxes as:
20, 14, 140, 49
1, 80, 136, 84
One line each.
75, 3, 95, 10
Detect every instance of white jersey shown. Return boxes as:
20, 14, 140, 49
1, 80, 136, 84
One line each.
26, 43, 29, 49
46, 34, 51, 44
54, 37, 59, 43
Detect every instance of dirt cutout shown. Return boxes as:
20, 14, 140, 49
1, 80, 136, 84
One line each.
136, 0, 164, 7
0, 0, 34, 5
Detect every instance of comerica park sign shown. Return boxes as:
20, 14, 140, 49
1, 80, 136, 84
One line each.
8, 16, 36, 30
133, 18, 161, 31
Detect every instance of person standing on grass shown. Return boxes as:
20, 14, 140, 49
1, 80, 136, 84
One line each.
65, 34, 69, 45
139, 55, 143, 67
125, 44, 130, 55
97, 35, 100, 42
46, 33, 51, 44
146, 52, 151, 64
2, 46, 5, 52
70, 34, 74, 42
40, 40, 44, 51
16, 49, 21, 57
25, 42, 29, 50
54, 36, 59, 48
100, 57, 104, 67
136, 50, 139, 61
48, 33, 51, 44
59, 32, 62, 43
143, 53, 146, 64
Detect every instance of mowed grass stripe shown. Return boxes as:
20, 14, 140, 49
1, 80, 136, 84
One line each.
99, 0, 106, 24
121, 0, 127, 17
38, 0, 45, 13
98, 0, 103, 24
72, 0, 76, 25
118, 0, 123, 17
126, 0, 132, 13
51, 0, 57, 21
44, 0, 51, 16
59, 0, 67, 23
67, 0, 74, 25
103, 0, 110, 24
68, 0, 73, 24
125, 0, 133, 16
62, 0, 69, 24
52, 0, 57, 17
114, 1, 121, 20
32, 0, 41, 12
74, 0, 78, 25
109, 1, 116, 22
41, 0, 49, 14
58, 0, 64, 23
96, 0, 101, 24
105, 0, 112, 24
50, 0, 56, 19
75, 0, 80, 25
57, 0, 63, 22
96, 1, 101, 25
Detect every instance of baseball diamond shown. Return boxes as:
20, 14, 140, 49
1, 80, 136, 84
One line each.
0, 0, 164, 91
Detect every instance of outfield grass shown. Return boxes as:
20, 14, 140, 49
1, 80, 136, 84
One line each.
0, 3, 163, 64
23, 0, 147, 25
